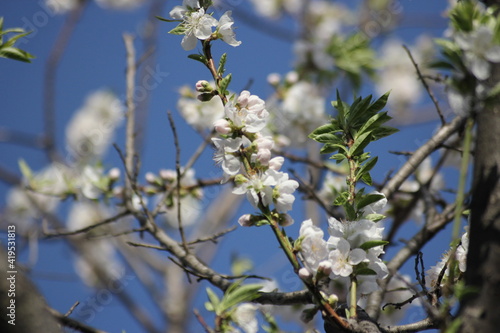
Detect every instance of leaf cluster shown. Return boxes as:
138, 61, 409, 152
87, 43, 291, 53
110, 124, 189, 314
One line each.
205, 281, 262, 317
0, 17, 35, 63
309, 91, 396, 164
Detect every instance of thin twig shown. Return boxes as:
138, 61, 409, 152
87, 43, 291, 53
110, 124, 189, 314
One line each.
127, 241, 167, 251
48, 307, 109, 333
403, 45, 445, 125
64, 301, 80, 317
194, 308, 214, 333
382, 115, 466, 200
44, 211, 130, 238
187, 226, 237, 245
168, 111, 189, 252
384, 317, 437, 333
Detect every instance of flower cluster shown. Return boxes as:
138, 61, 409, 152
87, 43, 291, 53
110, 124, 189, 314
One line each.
298, 194, 389, 298
438, 1, 500, 115
426, 228, 469, 289
169, 0, 241, 50
212, 90, 298, 226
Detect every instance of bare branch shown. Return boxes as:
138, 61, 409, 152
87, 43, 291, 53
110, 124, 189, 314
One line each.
403, 45, 445, 125
384, 318, 437, 333
167, 110, 189, 252
382, 115, 466, 200
44, 210, 130, 238
48, 307, 108, 333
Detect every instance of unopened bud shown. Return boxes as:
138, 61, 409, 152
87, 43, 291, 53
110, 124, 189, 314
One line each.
267, 73, 281, 86
214, 118, 232, 134
197, 92, 215, 102
195, 80, 212, 92
108, 167, 121, 181
298, 267, 312, 281
159, 169, 176, 181
145, 172, 157, 184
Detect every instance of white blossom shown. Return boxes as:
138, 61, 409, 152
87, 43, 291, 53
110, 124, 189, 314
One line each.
178, 86, 225, 131
262, 171, 299, 213
212, 137, 244, 182
455, 25, 500, 80
66, 90, 124, 161
232, 303, 259, 333
95, 0, 145, 10
232, 170, 278, 209
329, 238, 366, 277
224, 91, 269, 134
299, 219, 329, 274
179, 7, 218, 51
45, 0, 79, 13
68, 202, 124, 287
217, 11, 241, 47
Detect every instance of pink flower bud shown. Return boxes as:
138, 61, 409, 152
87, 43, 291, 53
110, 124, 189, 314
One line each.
195, 80, 211, 92
145, 172, 157, 184
256, 148, 271, 165
108, 167, 121, 180
254, 136, 274, 150
267, 73, 281, 86
159, 169, 176, 181
238, 214, 254, 227
278, 213, 294, 227
318, 260, 332, 276
298, 268, 312, 281
214, 118, 232, 134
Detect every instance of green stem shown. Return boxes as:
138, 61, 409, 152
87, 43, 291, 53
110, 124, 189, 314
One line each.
448, 117, 474, 287
348, 156, 357, 205
452, 117, 473, 240
350, 276, 358, 318
266, 213, 300, 272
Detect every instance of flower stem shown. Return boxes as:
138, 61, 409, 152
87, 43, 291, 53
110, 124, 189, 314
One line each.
350, 276, 358, 318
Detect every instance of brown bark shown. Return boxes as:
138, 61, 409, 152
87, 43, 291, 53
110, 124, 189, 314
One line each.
459, 2, 500, 330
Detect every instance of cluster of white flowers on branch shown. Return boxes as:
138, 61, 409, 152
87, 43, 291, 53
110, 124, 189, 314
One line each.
168, 0, 241, 50
211, 90, 298, 227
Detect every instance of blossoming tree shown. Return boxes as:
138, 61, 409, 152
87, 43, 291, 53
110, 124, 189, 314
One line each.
1, 1, 500, 333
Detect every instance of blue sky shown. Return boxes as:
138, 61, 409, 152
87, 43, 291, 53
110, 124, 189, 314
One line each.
0, 1, 460, 332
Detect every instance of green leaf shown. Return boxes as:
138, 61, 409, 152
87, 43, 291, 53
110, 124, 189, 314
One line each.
18, 159, 33, 181
356, 193, 385, 210
356, 112, 392, 140
349, 131, 371, 156
0, 47, 34, 63
329, 153, 346, 163
187, 53, 207, 65
367, 91, 390, 114
219, 283, 262, 313
168, 24, 186, 35
361, 172, 372, 186
355, 156, 378, 182
345, 202, 356, 221
204, 301, 215, 312
333, 191, 349, 206
359, 240, 389, 251
206, 287, 221, 314
309, 123, 342, 140
219, 73, 232, 94
320, 143, 348, 155
218, 53, 227, 76
312, 133, 342, 144
364, 213, 386, 222
371, 126, 399, 141
156, 15, 181, 23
